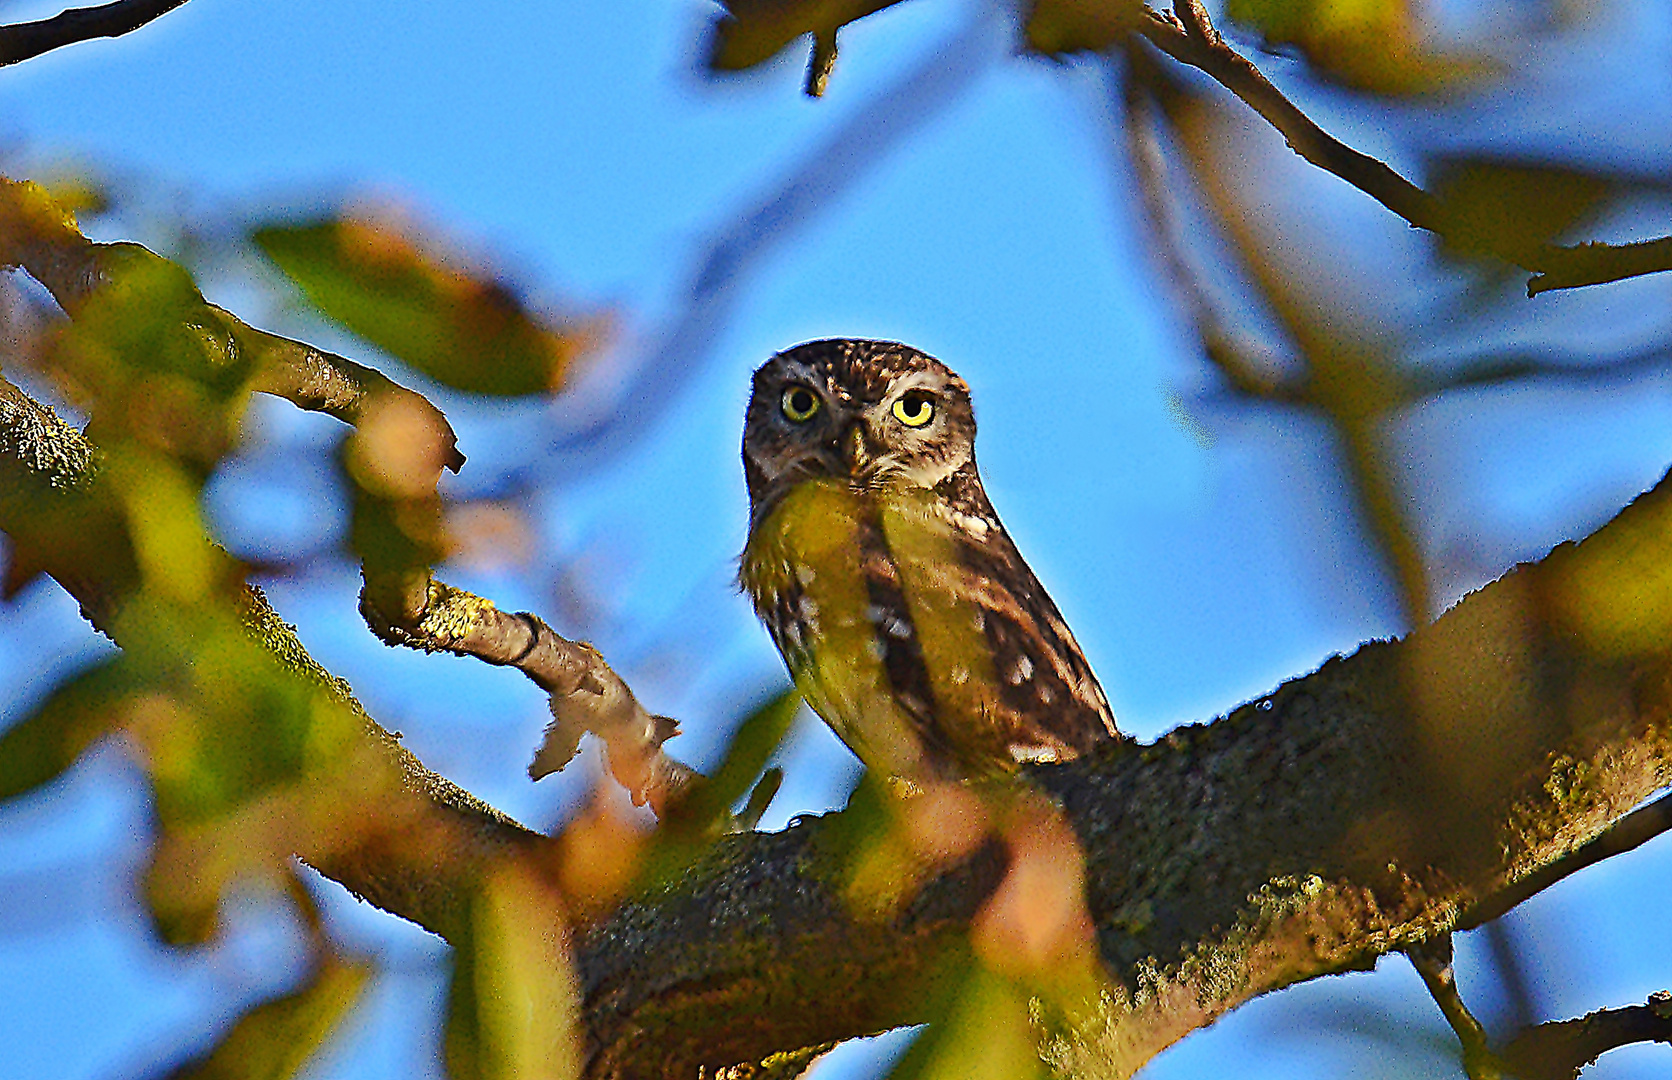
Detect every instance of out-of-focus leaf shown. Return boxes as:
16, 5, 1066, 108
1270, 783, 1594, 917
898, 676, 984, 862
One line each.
886, 963, 1049, 1080
708, 0, 908, 73
446, 863, 580, 1080
551, 789, 650, 918
0, 658, 137, 801
1549, 477, 1672, 658
342, 398, 451, 617
163, 949, 371, 1080
637, 687, 801, 886
1023, 0, 1148, 56
108, 449, 238, 605
49, 244, 253, 471
253, 219, 605, 397
1429, 156, 1614, 265
112, 594, 391, 944
1226, 0, 1493, 95
668, 687, 800, 831
36, 170, 110, 219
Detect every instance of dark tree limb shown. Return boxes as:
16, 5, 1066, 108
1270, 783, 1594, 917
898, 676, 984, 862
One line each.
1126, 42, 1435, 624
8, 181, 1672, 1077
1523, 237, 1672, 296
574, 456, 1672, 1076
1135, 5, 1672, 296
0, 0, 191, 68
1498, 993, 1672, 1080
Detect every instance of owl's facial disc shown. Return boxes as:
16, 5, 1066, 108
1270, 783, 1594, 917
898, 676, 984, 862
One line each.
743, 340, 978, 518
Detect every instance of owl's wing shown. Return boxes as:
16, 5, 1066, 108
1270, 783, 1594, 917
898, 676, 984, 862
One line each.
954, 524, 1124, 758
929, 465, 1123, 762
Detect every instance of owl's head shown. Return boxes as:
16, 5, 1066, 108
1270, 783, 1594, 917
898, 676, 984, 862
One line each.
743, 339, 976, 520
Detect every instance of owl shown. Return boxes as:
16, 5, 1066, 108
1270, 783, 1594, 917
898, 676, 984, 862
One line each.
740, 339, 1125, 784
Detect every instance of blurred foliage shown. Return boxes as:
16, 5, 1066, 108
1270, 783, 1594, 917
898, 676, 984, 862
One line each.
707, 0, 909, 74
1428, 156, 1615, 266
1225, 0, 1490, 94
444, 863, 581, 1080
165, 950, 371, 1080
632, 687, 799, 888
254, 217, 607, 397
887, 963, 1051, 1080
1023, 0, 1148, 56
0, 182, 494, 1075
50, 245, 254, 472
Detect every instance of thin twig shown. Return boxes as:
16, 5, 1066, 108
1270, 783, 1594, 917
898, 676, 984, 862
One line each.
1136, 7, 1672, 296
1402, 344, 1672, 403
1114, 51, 1307, 408
237, 322, 466, 471
1526, 236, 1672, 296
1140, 7, 1446, 234
805, 28, 837, 97
1407, 935, 1505, 1080
1459, 788, 1672, 931
1126, 45, 1432, 625
0, 0, 190, 68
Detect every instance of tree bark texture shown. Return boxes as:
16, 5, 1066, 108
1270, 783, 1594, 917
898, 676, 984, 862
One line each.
576, 472, 1672, 1077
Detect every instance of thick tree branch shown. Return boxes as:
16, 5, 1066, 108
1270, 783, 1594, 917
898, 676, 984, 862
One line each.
0, 0, 191, 68
15, 305, 1672, 1076
7, 172, 1672, 1076
574, 460, 1672, 1076
1135, 6, 1672, 296
8, 257, 1672, 1076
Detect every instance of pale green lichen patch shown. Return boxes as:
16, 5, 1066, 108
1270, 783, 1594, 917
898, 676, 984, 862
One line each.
417, 580, 496, 648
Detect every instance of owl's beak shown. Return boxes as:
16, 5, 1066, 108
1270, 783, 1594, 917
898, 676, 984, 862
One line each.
842, 422, 871, 476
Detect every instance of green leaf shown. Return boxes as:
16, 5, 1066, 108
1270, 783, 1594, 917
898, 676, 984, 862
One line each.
1429, 156, 1615, 265
254, 219, 605, 397
1225, 0, 1494, 95
637, 687, 802, 887
0, 658, 135, 801
884, 964, 1049, 1080
51, 244, 253, 471
1023, 0, 1148, 56
673, 686, 801, 830
164, 950, 371, 1080
708, 1, 909, 73
445, 864, 580, 1080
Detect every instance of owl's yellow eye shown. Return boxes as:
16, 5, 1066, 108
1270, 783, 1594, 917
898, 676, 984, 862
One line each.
892, 391, 935, 428
781, 385, 821, 422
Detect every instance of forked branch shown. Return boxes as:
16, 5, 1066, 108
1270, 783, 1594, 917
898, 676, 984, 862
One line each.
1136, 4, 1672, 295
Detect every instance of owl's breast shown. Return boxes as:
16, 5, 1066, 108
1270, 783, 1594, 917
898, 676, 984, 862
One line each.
741, 479, 1031, 778
741, 480, 902, 766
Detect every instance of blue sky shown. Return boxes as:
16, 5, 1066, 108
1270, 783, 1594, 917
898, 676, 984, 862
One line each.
2, 1, 1672, 1078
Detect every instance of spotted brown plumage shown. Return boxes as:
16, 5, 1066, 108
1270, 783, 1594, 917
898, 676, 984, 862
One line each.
740, 339, 1124, 782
